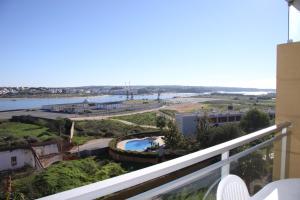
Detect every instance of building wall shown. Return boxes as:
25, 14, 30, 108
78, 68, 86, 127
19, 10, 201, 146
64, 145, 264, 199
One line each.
32, 143, 59, 157
175, 115, 198, 138
0, 149, 35, 171
39, 154, 63, 168
274, 42, 300, 179
175, 113, 243, 138
0, 144, 61, 171
96, 102, 123, 110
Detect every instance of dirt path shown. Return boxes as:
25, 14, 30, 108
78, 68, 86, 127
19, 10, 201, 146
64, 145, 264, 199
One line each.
110, 118, 158, 129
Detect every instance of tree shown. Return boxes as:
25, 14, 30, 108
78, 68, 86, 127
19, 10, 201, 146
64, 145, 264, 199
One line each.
240, 109, 270, 133
196, 113, 211, 143
204, 124, 244, 148
156, 115, 167, 130
164, 121, 183, 149
196, 123, 244, 149
240, 109, 272, 162
55, 118, 73, 136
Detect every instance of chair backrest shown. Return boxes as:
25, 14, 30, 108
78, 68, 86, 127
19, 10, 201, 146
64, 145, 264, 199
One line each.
217, 175, 250, 200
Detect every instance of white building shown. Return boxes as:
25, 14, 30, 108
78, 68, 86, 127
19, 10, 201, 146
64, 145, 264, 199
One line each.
0, 143, 61, 172
175, 112, 244, 138
176, 111, 275, 138
0, 148, 36, 171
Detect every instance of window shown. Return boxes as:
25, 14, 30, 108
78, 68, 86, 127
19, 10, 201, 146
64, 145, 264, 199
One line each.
11, 156, 17, 166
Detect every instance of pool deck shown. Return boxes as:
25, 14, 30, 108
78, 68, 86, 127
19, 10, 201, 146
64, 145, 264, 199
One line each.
117, 136, 165, 150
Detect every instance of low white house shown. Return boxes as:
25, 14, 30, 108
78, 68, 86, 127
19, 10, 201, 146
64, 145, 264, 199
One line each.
0, 143, 61, 172
0, 148, 36, 171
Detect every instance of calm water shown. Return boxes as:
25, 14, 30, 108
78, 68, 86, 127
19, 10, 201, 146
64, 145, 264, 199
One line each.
0, 91, 273, 111
0, 93, 196, 111
216, 91, 273, 95
125, 138, 153, 152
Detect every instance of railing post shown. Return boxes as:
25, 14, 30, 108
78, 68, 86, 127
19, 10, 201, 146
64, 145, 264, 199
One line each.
280, 128, 287, 179
221, 151, 230, 178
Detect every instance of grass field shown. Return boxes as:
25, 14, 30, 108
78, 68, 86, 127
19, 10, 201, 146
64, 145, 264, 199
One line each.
165, 103, 207, 113
202, 98, 275, 112
0, 122, 59, 149
71, 135, 96, 145
73, 119, 155, 145
111, 112, 157, 126
159, 109, 178, 118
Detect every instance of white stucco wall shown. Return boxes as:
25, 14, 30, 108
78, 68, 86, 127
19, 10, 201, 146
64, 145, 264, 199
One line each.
0, 149, 35, 171
32, 143, 59, 157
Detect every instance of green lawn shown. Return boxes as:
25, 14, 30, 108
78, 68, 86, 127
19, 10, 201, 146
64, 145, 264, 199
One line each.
159, 109, 178, 118
71, 135, 96, 146
202, 98, 275, 112
0, 122, 59, 149
111, 112, 157, 126
0, 122, 57, 141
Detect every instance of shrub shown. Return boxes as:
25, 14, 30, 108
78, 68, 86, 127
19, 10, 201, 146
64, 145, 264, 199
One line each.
240, 109, 270, 133
156, 115, 167, 130
164, 121, 184, 149
202, 124, 244, 148
74, 119, 151, 138
12, 158, 126, 199
159, 109, 178, 118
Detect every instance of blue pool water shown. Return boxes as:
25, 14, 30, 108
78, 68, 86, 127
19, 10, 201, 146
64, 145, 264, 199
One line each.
125, 139, 154, 152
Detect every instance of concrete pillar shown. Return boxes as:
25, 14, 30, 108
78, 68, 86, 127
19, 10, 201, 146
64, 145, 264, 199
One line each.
69, 121, 75, 143
274, 42, 300, 179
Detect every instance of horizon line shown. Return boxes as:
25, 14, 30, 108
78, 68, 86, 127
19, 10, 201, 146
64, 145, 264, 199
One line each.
0, 84, 276, 90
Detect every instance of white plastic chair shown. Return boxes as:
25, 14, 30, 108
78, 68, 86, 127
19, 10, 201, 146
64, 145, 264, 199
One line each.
217, 175, 250, 200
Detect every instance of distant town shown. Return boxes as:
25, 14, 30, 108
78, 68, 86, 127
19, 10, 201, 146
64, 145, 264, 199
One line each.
0, 85, 275, 98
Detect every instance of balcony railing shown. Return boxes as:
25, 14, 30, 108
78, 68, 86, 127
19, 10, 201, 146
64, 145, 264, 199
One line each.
38, 122, 291, 200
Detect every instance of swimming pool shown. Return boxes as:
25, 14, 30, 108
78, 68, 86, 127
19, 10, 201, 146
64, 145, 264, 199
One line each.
125, 138, 154, 152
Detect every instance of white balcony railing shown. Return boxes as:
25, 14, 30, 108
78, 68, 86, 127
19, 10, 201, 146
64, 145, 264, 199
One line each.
38, 122, 291, 200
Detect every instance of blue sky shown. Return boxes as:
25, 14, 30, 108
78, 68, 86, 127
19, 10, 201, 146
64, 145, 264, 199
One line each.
0, 0, 288, 89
